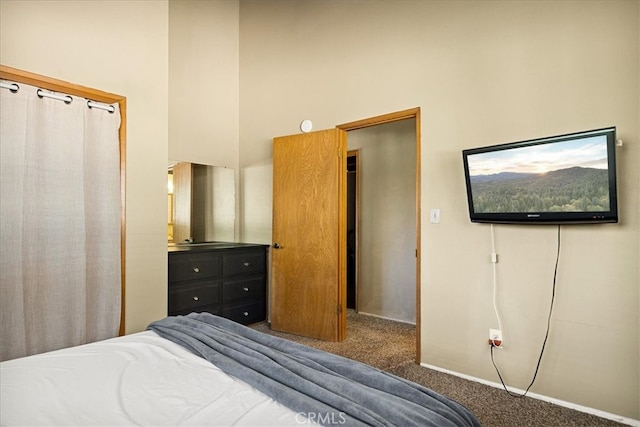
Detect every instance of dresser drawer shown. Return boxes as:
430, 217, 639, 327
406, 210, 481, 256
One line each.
222, 276, 265, 303
223, 251, 265, 277
170, 304, 223, 317
169, 252, 221, 282
169, 281, 222, 313
222, 300, 266, 325
168, 243, 268, 324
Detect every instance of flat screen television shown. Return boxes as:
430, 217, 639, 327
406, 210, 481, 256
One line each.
462, 127, 618, 224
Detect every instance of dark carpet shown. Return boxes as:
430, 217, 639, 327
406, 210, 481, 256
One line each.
251, 311, 627, 427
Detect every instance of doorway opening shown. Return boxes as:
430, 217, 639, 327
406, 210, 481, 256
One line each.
346, 151, 358, 310
269, 108, 420, 361
338, 107, 421, 363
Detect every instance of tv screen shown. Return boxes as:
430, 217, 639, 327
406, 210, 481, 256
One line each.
462, 127, 618, 224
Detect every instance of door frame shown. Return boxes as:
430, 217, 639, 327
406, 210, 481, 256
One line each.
337, 107, 421, 363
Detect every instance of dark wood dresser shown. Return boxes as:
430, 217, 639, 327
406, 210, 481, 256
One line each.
168, 242, 268, 325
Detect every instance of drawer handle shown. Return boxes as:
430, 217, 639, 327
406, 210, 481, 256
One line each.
193, 296, 199, 301
243, 287, 249, 292
243, 311, 249, 316
243, 262, 250, 267
193, 267, 200, 273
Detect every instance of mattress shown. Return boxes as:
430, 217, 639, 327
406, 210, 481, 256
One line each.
0, 330, 312, 426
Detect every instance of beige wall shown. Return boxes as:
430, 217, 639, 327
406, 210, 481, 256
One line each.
1, 0, 638, 421
1, 0, 242, 333
238, 0, 639, 420
348, 120, 416, 323
0, 0, 170, 334
169, 0, 239, 169
169, 0, 241, 241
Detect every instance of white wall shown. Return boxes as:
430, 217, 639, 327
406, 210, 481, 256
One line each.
0, 0, 170, 334
238, 0, 639, 419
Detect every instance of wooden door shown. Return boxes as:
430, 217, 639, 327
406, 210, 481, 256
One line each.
271, 128, 347, 341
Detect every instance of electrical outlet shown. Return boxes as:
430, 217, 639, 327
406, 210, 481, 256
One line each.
488, 328, 503, 347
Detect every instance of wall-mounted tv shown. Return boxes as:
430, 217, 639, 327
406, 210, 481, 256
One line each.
462, 127, 618, 224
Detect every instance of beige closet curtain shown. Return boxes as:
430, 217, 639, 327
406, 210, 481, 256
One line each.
0, 81, 121, 361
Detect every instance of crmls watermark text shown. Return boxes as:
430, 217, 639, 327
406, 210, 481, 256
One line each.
295, 412, 347, 425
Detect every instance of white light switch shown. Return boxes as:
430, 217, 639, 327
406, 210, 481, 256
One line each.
430, 208, 440, 224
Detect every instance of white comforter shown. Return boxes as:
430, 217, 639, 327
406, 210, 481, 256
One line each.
0, 331, 312, 426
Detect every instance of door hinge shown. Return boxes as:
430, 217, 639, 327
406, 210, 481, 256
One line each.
337, 304, 343, 314
338, 147, 342, 158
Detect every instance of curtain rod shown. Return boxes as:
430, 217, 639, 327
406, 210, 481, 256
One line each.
0, 81, 115, 113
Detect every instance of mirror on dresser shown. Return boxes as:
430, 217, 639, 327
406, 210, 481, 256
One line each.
168, 161, 235, 244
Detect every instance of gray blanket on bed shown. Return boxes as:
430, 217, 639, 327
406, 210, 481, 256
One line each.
148, 313, 480, 427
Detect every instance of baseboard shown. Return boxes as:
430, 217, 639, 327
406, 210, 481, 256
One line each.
355, 311, 416, 326
420, 363, 639, 427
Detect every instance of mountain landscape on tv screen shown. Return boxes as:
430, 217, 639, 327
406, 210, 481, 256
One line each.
470, 166, 610, 213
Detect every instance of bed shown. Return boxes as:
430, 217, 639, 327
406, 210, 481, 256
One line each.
1, 313, 480, 426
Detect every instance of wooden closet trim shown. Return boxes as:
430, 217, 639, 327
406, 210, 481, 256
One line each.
0, 64, 127, 336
